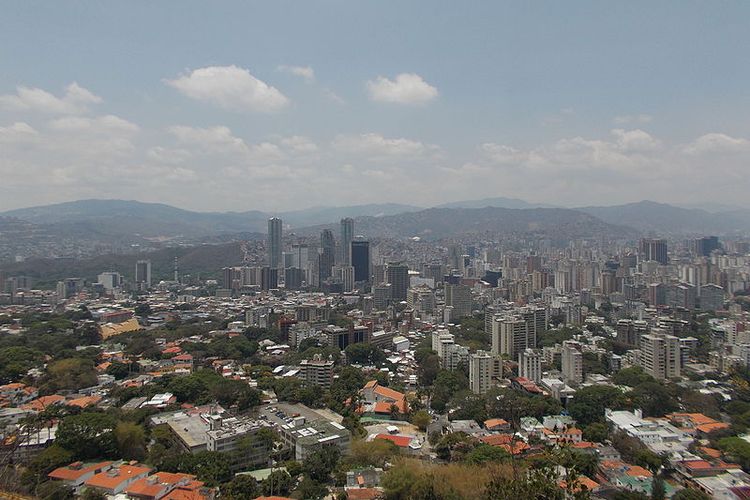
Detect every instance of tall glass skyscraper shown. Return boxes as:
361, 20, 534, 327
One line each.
267, 217, 282, 268
351, 239, 370, 282
340, 217, 354, 265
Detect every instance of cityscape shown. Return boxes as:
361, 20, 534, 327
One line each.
2, 3, 750, 500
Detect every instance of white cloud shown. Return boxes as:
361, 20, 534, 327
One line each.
614, 114, 653, 124
0, 82, 102, 114
366, 73, 438, 104
0, 122, 38, 143
165, 65, 289, 113
277, 65, 315, 83
684, 133, 750, 155
323, 88, 346, 105
332, 133, 435, 158
48, 115, 139, 134
280, 135, 318, 154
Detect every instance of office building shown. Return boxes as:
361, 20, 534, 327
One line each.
518, 348, 543, 383
135, 260, 151, 290
351, 239, 371, 282
319, 229, 336, 285
373, 283, 392, 310
97, 272, 122, 291
340, 218, 354, 265
639, 238, 668, 265
261, 266, 278, 291
206, 416, 272, 472
267, 217, 283, 269
615, 319, 648, 348
445, 283, 472, 319
561, 340, 583, 385
386, 262, 409, 301
700, 284, 725, 312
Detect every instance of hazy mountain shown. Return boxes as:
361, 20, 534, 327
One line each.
0, 199, 422, 239
297, 206, 638, 241
273, 203, 422, 227
577, 200, 750, 235
436, 196, 556, 210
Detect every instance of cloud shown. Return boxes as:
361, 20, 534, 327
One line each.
165, 65, 289, 113
332, 133, 436, 158
48, 115, 139, 134
0, 82, 102, 114
323, 88, 346, 105
0, 122, 38, 143
684, 133, 750, 155
366, 73, 438, 104
277, 65, 315, 83
614, 114, 653, 124
280, 135, 318, 154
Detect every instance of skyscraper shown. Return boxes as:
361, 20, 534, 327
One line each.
319, 229, 335, 285
640, 330, 681, 380
386, 262, 409, 301
340, 217, 354, 265
267, 218, 282, 269
518, 348, 543, 383
639, 238, 668, 265
135, 260, 151, 290
351, 239, 370, 282
445, 283, 472, 318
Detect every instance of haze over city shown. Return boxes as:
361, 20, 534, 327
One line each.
2, 2, 750, 212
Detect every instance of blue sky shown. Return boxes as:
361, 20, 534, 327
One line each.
1, 1, 749, 211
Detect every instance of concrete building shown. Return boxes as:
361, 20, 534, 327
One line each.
518, 348, 543, 383
206, 415, 271, 472
445, 284, 472, 319
299, 355, 335, 389
386, 262, 409, 301
561, 340, 583, 385
340, 218, 354, 265
267, 217, 283, 269
640, 330, 681, 380
469, 350, 503, 394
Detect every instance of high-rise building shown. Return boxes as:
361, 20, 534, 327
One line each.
351, 239, 371, 283
373, 284, 392, 310
261, 266, 278, 290
267, 218, 283, 269
340, 218, 354, 265
640, 330, 681, 380
386, 262, 409, 301
335, 265, 354, 292
639, 238, 668, 265
693, 236, 720, 257
518, 348, 543, 383
615, 319, 648, 348
469, 350, 503, 395
491, 315, 530, 358
135, 260, 151, 290
319, 229, 335, 285
561, 340, 583, 385
97, 272, 122, 291
445, 283, 472, 319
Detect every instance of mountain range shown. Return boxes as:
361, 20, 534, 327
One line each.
1, 198, 748, 244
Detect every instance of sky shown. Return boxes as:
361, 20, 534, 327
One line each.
1, 1, 749, 212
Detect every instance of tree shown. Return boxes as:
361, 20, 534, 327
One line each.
569, 385, 627, 427
79, 489, 107, 500
35, 481, 74, 500
612, 366, 655, 387
411, 410, 432, 431
304, 447, 341, 482
56, 412, 117, 460
115, 421, 147, 461
629, 382, 678, 418
651, 475, 665, 500
43, 358, 98, 392
29, 444, 73, 475
718, 437, 750, 471
583, 422, 609, 443
295, 477, 328, 499
221, 474, 260, 499
106, 362, 130, 380
350, 439, 399, 468
345, 343, 386, 365
0, 346, 43, 383
262, 470, 292, 496
672, 488, 711, 500
464, 444, 510, 464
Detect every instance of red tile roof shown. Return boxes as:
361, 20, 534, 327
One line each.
375, 433, 412, 448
